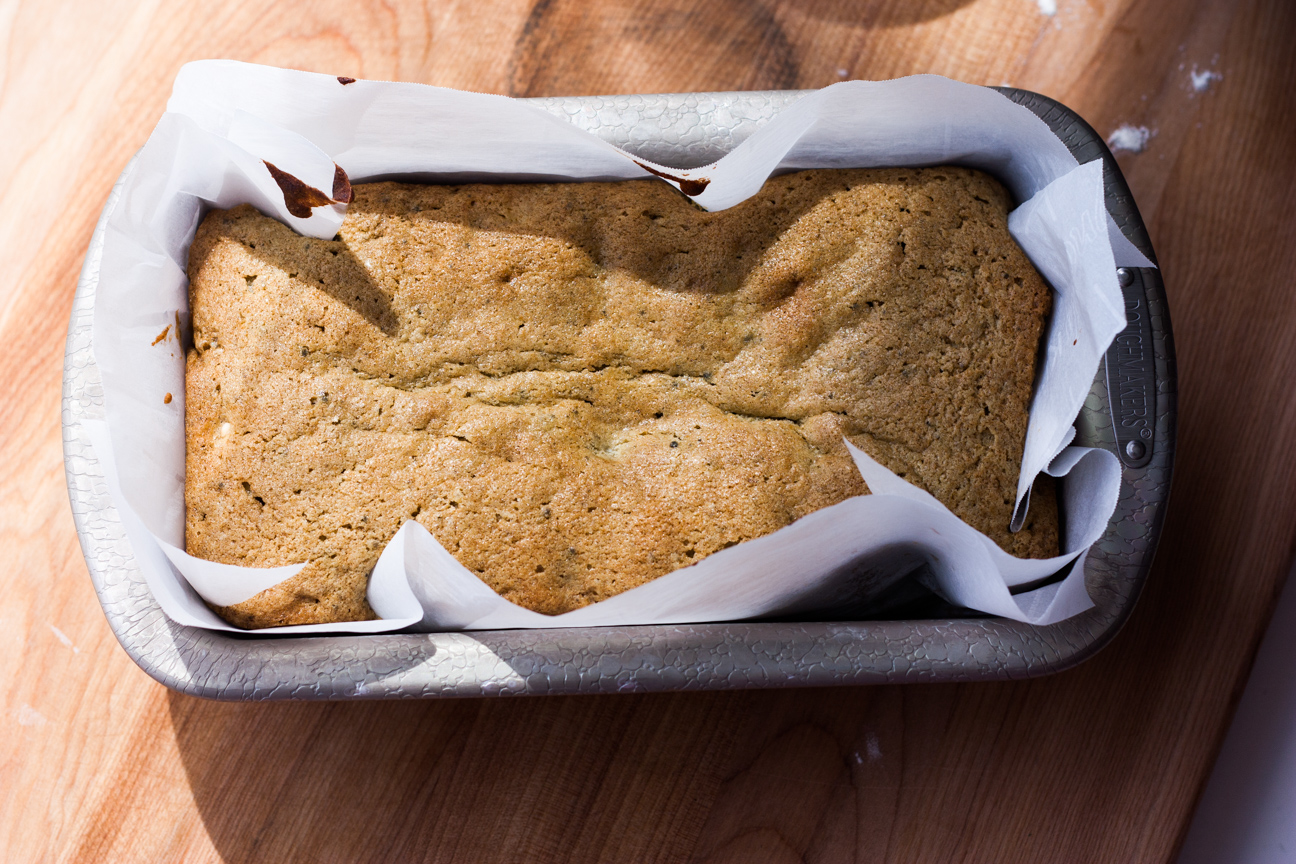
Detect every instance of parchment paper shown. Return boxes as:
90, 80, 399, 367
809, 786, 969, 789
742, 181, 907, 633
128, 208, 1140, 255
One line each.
88, 61, 1146, 633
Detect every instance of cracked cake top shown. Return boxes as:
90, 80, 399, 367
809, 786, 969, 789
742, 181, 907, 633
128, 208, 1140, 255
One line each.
184, 167, 1055, 628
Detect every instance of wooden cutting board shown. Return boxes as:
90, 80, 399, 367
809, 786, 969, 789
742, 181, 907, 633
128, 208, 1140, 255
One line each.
3, 0, 1295, 860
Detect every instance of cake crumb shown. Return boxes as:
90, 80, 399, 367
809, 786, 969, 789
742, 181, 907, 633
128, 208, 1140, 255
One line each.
17, 704, 47, 727
1190, 65, 1222, 92
48, 624, 80, 653
1107, 125, 1151, 154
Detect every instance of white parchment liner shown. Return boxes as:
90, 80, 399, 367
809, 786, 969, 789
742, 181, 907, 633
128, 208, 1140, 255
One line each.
86, 61, 1151, 634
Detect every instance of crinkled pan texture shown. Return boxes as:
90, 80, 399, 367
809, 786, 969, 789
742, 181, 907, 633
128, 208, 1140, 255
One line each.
184, 167, 1057, 629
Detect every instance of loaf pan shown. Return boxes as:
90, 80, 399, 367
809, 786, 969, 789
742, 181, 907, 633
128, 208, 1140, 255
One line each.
62, 87, 1175, 699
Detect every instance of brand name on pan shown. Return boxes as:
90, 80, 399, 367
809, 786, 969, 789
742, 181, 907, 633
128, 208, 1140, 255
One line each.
1114, 297, 1153, 438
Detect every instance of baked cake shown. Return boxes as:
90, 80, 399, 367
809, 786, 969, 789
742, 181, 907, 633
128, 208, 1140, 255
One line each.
184, 167, 1057, 628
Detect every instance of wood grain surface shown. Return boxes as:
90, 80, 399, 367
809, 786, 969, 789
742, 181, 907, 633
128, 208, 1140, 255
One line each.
2, 0, 1295, 861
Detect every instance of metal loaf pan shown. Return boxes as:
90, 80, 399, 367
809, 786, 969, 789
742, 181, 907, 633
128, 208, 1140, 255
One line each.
62, 88, 1176, 699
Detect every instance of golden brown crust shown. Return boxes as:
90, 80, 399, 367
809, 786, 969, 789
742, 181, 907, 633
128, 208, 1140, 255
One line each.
184, 168, 1056, 628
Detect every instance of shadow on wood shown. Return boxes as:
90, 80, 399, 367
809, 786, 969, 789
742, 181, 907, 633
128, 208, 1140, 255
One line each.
166, 689, 737, 863
508, 0, 978, 97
